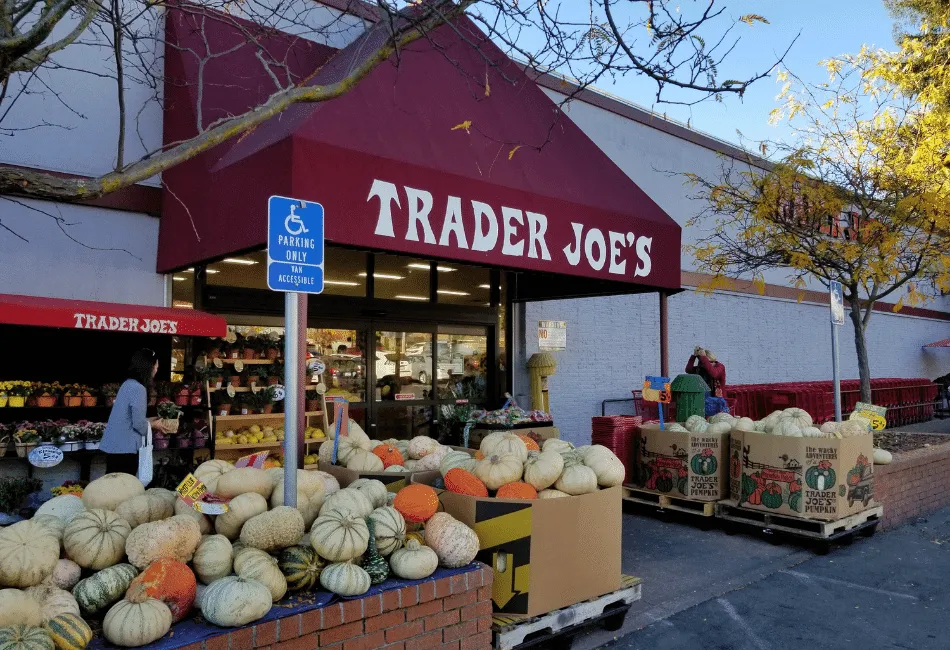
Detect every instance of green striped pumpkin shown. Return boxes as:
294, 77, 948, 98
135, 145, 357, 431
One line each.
278, 546, 325, 592
42, 614, 92, 650
310, 510, 369, 562
367, 506, 406, 556
72, 563, 138, 616
0, 625, 54, 650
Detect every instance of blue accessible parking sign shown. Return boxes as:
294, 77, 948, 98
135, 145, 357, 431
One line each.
267, 196, 325, 294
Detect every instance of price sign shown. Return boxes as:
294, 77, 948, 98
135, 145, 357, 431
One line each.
176, 474, 230, 514
271, 385, 286, 401
310, 360, 327, 375
538, 320, 567, 351
235, 451, 269, 469
850, 402, 887, 431
28, 444, 63, 468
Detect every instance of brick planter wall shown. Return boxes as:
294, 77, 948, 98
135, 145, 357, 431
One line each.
176, 565, 493, 650
874, 442, 950, 530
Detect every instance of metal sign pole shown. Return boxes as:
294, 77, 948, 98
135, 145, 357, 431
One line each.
283, 293, 300, 508
832, 321, 842, 422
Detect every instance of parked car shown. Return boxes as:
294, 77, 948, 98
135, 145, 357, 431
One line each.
375, 351, 396, 378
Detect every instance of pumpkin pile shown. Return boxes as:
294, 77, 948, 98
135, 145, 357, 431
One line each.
319, 428, 476, 478
436, 433, 626, 500
0, 465, 480, 648
701, 408, 873, 439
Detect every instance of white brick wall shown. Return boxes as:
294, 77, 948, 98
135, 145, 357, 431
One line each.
520, 292, 950, 446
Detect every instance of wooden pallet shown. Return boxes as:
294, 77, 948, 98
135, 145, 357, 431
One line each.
715, 503, 883, 540
492, 575, 642, 650
622, 486, 716, 517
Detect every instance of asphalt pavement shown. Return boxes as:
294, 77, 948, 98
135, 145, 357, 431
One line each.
574, 506, 950, 650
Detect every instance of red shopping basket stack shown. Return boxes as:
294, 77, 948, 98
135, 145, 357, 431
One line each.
591, 415, 642, 484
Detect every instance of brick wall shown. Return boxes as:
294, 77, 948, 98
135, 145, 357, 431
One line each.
874, 443, 950, 530
521, 292, 950, 446
175, 565, 493, 650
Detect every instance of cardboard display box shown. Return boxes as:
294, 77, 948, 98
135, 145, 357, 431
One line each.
468, 425, 559, 450
729, 428, 875, 521
437, 486, 622, 617
630, 424, 729, 502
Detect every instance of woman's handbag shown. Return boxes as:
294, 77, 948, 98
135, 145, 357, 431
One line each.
137, 424, 154, 486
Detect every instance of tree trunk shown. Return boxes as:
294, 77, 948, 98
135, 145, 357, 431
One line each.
848, 296, 872, 403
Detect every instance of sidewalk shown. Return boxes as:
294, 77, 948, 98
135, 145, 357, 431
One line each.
578, 507, 950, 650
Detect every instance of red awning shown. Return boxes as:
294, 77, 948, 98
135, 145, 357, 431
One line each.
0, 294, 227, 337
159, 11, 682, 292
924, 338, 950, 348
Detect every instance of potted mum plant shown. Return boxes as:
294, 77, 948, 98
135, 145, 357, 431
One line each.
156, 399, 183, 433
268, 362, 283, 386
201, 366, 224, 390
57, 424, 85, 452
81, 385, 98, 407
7, 381, 29, 408
62, 384, 83, 407
192, 424, 209, 448
101, 383, 121, 407
174, 382, 191, 406
34, 383, 59, 408
14, 425, 38, 457
260, 334, 281, 360
256, 386, 277, 414
83, 422, 104, 450
305, 387, 321, 412
224, 367, 243, 388
215, 391, 233, 416
188, 382, 204, 406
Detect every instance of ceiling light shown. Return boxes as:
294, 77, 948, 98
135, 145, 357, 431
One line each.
324, 280, 360, 287
173, 301, 194, 309
223, 258, 258, 265
358, 272, 404, 280
437, 290, 470, 296
395, 295, 428, 301
407, 263, 456, 272
182, 268, 194, 273
478, 284, 490, 289
205, 269, 219, 274
172, 276, 187, 282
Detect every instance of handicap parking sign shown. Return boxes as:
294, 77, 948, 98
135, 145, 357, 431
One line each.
267, 196, 324, 294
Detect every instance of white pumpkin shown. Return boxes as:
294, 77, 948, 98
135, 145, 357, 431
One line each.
666, 423, 688, 432
214, 467, 274, 499
192, 535, 233, 584
735, 417, 756, 431
25, 583, 80, 621
240, 507, 305, 552
103, 597, 173, 648
838, 420, 869, 437
684, 415, 708, 433
346, 449, 384, 472
201, 576, 271, 627
46, 559, 82, 591
384, 465, 408, 473
313, 471, 341, 496
319, 562, 370, 596
802, 426, 824, 438
82, 473, 145, 511
541, 438, 574, 454
771, 419, 803, 437
268, 470, 327, 505
474, 453, 523, 490
440, 450, 477, 477
34, 495, 86, 524
350, 479, 389, 509
0, 588, 42, 626
194, 460, 233, 494
481, 433, 528, 463
389, 539, 438, 579
423, 512, 479, 568
115, 494, 174, 529
761, 410, 784, 433
873, 448, 892, 465
780, 408, 814, 429
145, 488, 179, 508
173, 498, 213, 535
706, 421, 732, 435
31, 515, 65, 542
368, 506, 406, 556
555, 464, 598, 495
404, 459, 419, 471
310, 510, 369, 562
523, 451, 564, 491
414, 446, 448, 471
709, 412, 737, 426
538, 489, 570, 499
63, 508, 132, 570
235, 549, 287, 601
820, 421, 839, 434
319, 488, 374, 518
214, 492, 268, 540
407, 436, 441, 460
582, 446, 625, 487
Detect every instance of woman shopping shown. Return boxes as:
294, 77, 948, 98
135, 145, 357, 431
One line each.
100, 348, 166, 476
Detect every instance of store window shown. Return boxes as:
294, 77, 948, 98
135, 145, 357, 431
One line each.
171, 269, 195, 309
375, 406, 434, 440
374, 329, 433, 401
436, 326, 488, 401
205, 247, 368, 297
436, 263, 491, 306
372, 254, 431, 302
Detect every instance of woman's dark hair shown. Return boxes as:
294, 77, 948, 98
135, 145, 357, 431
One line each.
128, 348, 158, 388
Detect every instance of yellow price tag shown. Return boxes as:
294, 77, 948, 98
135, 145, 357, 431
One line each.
176, 474, 207, 502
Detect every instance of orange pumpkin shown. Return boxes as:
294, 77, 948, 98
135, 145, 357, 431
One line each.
125, 558, 196, 623
496, 482, 538, 500
393, 484, 440, 523
444, 468, 488, 498
474, 451, 485, 460
373, 444, 405, 468
516, 435, 540, 452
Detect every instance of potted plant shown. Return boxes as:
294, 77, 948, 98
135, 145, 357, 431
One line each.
58, 424, 85, 451
101, 383, 121, 407
260, 334, 281, 360
242, 335, 260, 360
305, 387, 321, 412
7, 381, 29, 408
215, 391, 233, 416
156, 399, 183, 433
83, 422, 104, 450
0, 382, 8, 408
13, 425, 38, 457
192, 425, 209, 448
236, 393, 252, 416
256, 386, 276, 414
81, 385, 98, 407
268, 362, 283, 386
225, 367, 243, 388
35, 383, 59, 408
250, 365, 269, 389
189, 382, 204, 406
153, 429, 169, 449
200, 366, 224, 390
62, 384, 83, 407
0, 477, 43, 523
173, 382, 191, 406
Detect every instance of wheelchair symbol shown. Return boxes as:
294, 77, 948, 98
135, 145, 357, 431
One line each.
284, 204, 309, 236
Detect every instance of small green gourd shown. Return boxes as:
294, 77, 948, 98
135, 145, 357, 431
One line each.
360, 518, 389, 585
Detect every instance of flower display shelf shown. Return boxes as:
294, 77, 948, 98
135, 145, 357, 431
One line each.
215, 411, 322, 422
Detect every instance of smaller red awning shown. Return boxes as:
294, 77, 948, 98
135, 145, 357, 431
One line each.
0, 294, 227, 338
924, 338, 950, 348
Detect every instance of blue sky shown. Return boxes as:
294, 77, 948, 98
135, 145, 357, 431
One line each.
587, 0, 897, 149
